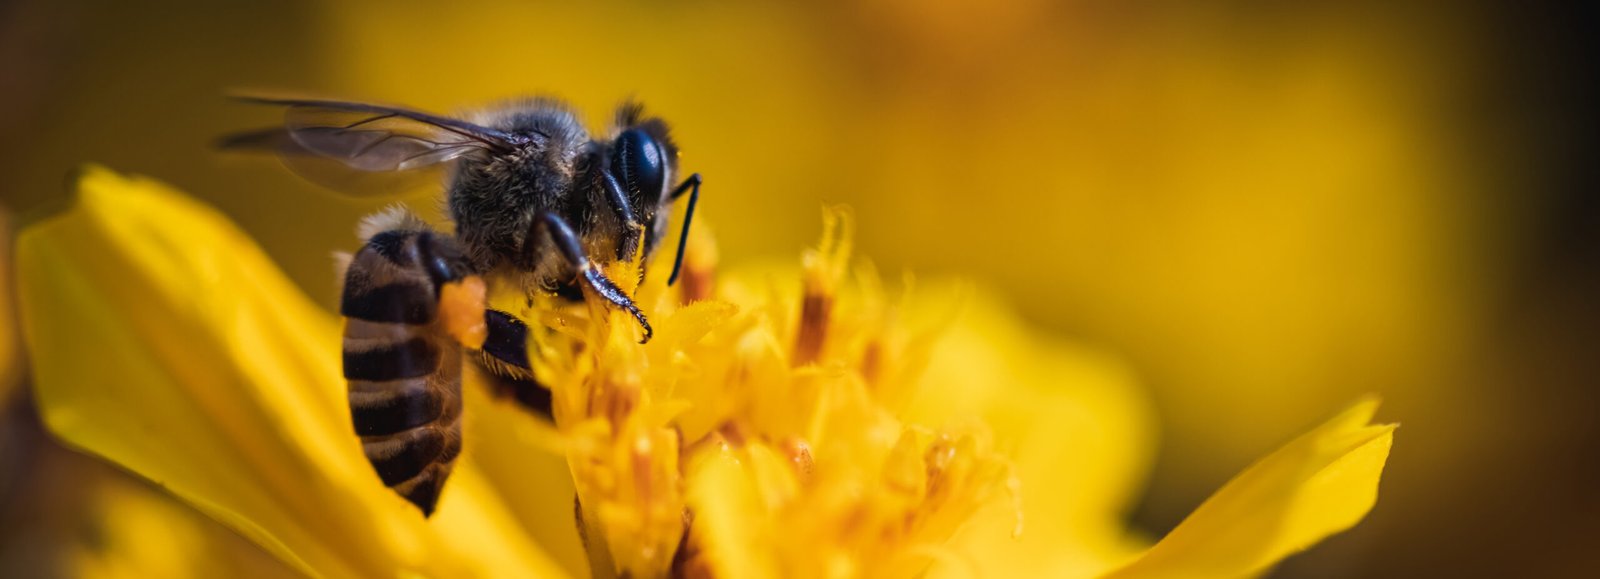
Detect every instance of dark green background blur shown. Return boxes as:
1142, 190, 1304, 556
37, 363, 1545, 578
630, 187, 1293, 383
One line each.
2, 0, 1595, 576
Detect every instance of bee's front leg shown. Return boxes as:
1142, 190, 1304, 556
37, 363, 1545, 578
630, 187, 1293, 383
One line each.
600, 169, 644, 261
340, 216, 484, 516
529, 211, 653, 343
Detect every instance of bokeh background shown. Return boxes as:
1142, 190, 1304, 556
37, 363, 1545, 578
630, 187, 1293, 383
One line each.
1, 0, 1594, 576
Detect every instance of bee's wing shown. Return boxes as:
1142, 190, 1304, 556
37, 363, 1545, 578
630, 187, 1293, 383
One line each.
219, 96, 518, 197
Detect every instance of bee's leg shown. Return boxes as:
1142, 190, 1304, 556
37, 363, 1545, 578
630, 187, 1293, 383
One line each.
531, 211, 654, 343
470, 310, 554, 420
665, 173, 702, 286
600, 170, 644, 261
341, 220, 484, 517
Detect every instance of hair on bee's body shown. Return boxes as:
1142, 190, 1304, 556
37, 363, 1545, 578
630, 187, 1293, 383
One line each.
448, 98, 591, 277
448, 99, 684, 291
224, 95, 704, 516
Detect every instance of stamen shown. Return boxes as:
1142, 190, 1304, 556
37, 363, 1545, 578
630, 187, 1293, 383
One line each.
539, 206, 1014, 578
795, 208, 854, 365
794, 292, 832, 365
779, 437, 814, 482
676, 226, 719, 304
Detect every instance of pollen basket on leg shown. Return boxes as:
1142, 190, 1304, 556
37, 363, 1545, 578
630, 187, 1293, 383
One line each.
527, 206, 1019, 579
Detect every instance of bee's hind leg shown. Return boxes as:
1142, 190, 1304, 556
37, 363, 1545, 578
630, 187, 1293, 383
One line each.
470, 310, 554, 420
529, 211, 653, 343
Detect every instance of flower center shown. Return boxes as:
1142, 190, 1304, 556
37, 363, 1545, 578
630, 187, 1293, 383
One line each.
521, 209, 1020, 579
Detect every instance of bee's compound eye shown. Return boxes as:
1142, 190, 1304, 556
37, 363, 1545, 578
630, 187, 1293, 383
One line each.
611, 128, 667, 203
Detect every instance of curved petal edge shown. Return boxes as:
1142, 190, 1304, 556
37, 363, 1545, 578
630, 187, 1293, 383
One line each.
1102, 396, 1395, 579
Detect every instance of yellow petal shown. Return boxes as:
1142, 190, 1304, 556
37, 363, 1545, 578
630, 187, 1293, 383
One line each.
69, 464, 303, 579
463, 375, 591, 577
918, 293, 1157, 577
682, 446, 784, 579
17, 166, 567, 578
1101, 397, 1395, 579
0, 433, 300, 579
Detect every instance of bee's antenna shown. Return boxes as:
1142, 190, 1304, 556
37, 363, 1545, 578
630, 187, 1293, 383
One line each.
666, 174, 703, 286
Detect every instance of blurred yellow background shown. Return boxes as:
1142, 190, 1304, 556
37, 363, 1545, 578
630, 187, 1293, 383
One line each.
2, 0, 1594, 576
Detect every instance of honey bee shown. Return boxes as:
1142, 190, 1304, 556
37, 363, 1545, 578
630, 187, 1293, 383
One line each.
224, 96, 702, 515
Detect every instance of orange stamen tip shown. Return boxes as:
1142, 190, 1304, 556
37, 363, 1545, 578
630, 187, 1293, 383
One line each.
780, 437, 815, 481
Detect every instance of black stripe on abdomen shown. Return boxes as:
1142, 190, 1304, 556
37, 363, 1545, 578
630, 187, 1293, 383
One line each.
344, 338, 438, 381
349, 379, 443, 436
341, 281, 437, 324
393, 462, 455, 518
365, 426, 448, 486
364, 230, 413, 264
400, 472, 445, 517
342, 223, 470, 517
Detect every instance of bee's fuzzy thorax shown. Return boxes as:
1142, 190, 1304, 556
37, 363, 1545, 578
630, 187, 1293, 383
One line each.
448, 99, 592, 273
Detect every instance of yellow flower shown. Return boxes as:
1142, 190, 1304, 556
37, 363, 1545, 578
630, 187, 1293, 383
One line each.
0, 441, 301, 579
16, 166, 1394, 578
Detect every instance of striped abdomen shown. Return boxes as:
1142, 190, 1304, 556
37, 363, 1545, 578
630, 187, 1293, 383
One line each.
340, 218, 481, 516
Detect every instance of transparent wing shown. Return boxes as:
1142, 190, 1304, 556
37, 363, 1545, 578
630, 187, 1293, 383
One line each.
218, 95, 519, 196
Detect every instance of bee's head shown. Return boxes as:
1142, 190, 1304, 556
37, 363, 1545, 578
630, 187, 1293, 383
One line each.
609, 105, 679, 254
